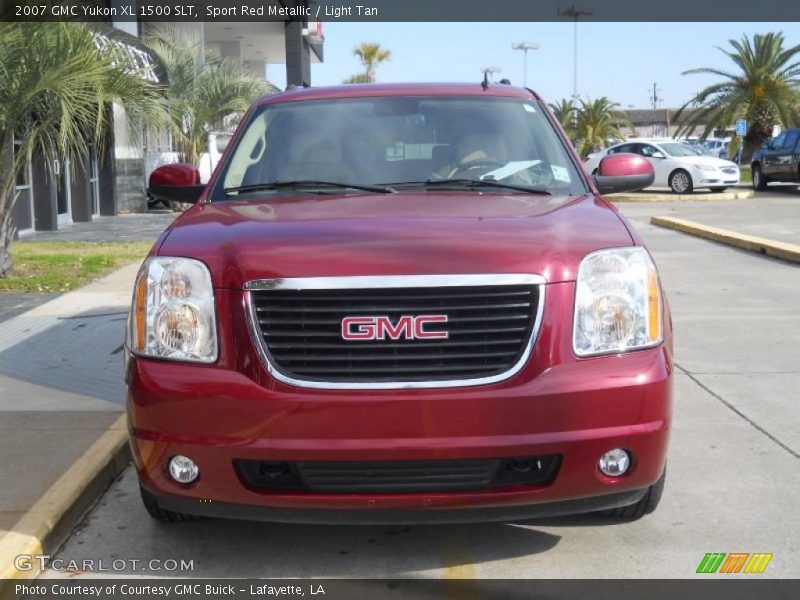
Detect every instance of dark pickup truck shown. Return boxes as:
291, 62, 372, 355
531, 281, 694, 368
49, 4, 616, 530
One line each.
751, 128, 800, 190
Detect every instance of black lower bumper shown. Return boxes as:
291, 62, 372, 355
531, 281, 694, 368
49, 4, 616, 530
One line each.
152, 488, 647, 525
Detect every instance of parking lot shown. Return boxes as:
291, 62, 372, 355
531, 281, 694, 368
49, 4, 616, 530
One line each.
42, 194, 800, 580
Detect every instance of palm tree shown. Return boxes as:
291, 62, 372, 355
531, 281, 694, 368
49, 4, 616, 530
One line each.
575, 97, 632, 158
352, 43, 392, 83
146, 29, 272, 165
549, 98, 577, 141
0, 22, 164, 277
675, 33, 800, 159
343, 73, 371, 84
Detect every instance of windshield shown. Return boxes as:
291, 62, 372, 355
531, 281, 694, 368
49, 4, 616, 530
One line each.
660, 142, 704, 157
211, 96, 586, 200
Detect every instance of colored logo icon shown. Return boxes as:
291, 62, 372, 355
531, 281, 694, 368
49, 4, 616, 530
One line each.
696, 553, 773, 574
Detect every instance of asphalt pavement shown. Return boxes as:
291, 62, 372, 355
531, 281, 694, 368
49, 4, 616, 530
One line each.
622, 185, 800, 245
39, 193, 800, 580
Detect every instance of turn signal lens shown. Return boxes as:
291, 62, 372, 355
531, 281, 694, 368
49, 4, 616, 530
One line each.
647, 266, 662, 343
133, 270, 148, 352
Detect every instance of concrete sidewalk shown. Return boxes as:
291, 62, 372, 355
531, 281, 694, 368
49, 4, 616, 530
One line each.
19, 212, 176, 243
0, 263, 139, 581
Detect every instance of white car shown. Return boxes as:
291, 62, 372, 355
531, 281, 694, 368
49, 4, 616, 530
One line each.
584, 139, 740, 193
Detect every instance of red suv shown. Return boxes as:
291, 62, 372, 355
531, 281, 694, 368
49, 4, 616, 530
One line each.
128, 83, 672, 524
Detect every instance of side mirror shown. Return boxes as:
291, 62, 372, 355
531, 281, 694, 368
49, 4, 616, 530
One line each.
651, 151, 665, 159
592, 153, 655, 195
148, 163, 205, 204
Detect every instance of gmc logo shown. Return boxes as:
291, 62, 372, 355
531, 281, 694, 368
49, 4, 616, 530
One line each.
341, 315, 448, 341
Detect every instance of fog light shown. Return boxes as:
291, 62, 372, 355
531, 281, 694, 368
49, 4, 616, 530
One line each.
598, 448, 631, 477
168, 455, 199, 484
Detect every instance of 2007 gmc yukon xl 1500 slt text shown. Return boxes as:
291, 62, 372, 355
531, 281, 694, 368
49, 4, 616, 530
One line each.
128, 83, 672, 524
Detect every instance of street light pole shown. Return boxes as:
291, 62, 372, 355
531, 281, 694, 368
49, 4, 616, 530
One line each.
512, 41, 539, 87
557, 5, 594, 100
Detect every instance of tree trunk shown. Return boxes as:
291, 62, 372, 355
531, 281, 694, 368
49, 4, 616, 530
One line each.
0, 144, 16, 278
743, 104, 775, 162
0, 196, 17, 278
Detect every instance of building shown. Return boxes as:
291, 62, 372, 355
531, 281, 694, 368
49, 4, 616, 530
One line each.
12, 1, 324, 236
623, 108, 730, 140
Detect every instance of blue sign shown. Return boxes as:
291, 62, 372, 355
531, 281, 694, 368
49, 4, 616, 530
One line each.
736, 119, 747, 136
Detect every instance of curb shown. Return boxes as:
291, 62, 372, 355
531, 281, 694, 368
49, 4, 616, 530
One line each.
609, 189, 754, 202
0, 415, 129, 589
651, 216, 800, 264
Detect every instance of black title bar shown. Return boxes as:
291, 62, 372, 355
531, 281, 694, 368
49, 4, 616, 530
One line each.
3, 0, 800, 22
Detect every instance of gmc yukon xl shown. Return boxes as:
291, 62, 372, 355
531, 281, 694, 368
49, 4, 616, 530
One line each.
128, 83, 672, 524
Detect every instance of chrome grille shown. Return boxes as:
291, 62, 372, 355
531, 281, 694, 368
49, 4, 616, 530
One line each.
246, 275, 544, 388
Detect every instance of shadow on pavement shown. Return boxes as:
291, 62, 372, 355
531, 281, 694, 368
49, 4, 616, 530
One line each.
0, 305, 127, 405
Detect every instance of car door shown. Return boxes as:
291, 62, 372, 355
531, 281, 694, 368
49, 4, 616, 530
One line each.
761, 132, 786, 178
638, 143, 670, 187
778, 130, 800, 181
790, 131, 800, 182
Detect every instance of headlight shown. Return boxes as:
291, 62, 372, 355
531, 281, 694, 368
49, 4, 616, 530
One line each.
694, 163, 718, 172
130, 257, 217, 363
573, 247, 663, 357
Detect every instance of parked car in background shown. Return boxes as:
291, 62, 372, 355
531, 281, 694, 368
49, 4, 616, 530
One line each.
704, 138, 732, 159
585, 138, 740, 193
137, 83, 671, 525
751, 128, 800, 191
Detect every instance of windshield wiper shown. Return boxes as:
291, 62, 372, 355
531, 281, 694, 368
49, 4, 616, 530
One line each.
224, 180, 396, 195
386, 179, 552, 195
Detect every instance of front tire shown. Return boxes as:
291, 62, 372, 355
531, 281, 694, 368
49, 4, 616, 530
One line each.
140, 487, 199, 523
752, 164, 767, 191
599, 468, 666, 519
669, 170, 693, 194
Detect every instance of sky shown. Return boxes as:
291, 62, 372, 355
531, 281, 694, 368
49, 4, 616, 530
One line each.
267, 22, 800, 109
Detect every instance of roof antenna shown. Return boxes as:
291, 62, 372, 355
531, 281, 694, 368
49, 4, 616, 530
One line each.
481, 71, 489, 90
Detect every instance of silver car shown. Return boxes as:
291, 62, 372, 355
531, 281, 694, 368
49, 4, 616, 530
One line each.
585, 138, 740, 193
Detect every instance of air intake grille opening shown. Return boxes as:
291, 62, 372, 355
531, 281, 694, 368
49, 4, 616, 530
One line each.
235, 455, 562, 494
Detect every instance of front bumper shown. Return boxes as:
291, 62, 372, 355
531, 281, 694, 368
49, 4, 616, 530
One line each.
151, 487, 649, 525
127, 283, 673, 522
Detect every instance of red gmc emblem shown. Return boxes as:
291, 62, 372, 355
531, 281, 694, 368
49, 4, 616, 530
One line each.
341, 315, 448, 341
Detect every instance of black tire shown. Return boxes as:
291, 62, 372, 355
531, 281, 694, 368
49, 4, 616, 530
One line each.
669, 169, 693, 194
709, 187, 728, 193
140, 487, 199, 523
599, 467, 666, 519
752, 164, 768, 191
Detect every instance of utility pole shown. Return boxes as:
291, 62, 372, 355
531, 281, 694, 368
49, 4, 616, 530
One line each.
512, 41, 540, 87
649, 82, 663, 110
558, 5, 594, 101
650, 82, 664, 136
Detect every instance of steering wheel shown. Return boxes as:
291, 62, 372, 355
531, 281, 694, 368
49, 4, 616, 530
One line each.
450, 159, 506, 179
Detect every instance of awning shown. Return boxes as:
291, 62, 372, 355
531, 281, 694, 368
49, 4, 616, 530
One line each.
92, 26, 170, 85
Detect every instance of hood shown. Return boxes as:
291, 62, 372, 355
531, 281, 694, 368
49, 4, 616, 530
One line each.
157, 192, 634, 289
685, 155, 738, 168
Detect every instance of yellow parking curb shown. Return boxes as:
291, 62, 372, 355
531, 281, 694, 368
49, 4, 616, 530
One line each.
0, 415, 129, 588
609, 189, 754, 202
651, 216, 800, 264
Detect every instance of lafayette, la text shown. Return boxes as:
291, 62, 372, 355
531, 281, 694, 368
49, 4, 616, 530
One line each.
17, 583, 325, 597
